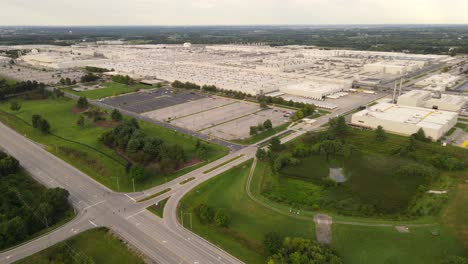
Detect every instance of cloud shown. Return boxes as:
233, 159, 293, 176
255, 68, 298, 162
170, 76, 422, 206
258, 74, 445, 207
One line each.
0, 0, 467, 25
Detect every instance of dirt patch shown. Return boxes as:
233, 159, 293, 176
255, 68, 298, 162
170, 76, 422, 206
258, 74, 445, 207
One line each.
178, 158, 202, 170
95, 120, 118, 128
314, 214, 333, 244
72, 106, 88, 114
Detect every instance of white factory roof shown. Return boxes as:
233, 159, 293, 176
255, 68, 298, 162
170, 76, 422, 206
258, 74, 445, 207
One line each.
355, 102, 458, 130
399, 89, 467, 108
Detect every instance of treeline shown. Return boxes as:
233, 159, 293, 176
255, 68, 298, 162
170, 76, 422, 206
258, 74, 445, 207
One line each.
0, 79, 46, 100
100, 119, 193, 180
85, 66, 111, 73
80, 73, 100, 83
171, 80, 317, 113
112, 75, 134, 85
0, 151, 71, 250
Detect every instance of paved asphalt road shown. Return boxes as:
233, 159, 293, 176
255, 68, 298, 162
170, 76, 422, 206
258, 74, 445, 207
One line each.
0, 91, 383, 263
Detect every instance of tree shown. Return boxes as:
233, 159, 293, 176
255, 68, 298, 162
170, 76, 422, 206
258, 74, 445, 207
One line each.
214, 209, 230, 227
197, 145, 208, 160
269, 137, 282, 152
250, 126, 258, 136
328, 116, 348, 138
0, 155, 20, 175
375, 125, 387, 141
268, 237, 343, 264
195, 204, 215, 223
263, 119, 273, 130
76, 97, 89, 109
442, 255, 468, 264
256, 148, 267, 160
80, 73, 100, 83
111, 109, 123, 122
318, 140, 343, 161
32, 114, 42, 128
9, 101, 21, 112
38, 118, 51, 134
260, 100, 268, 109
76, 116, 85, 127
264, 232, 283, 255
413, 128, 429, 142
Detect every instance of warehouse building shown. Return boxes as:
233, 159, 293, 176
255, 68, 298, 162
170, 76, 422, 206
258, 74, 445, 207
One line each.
280, 78, 352, 100
397, 90, 467, 112
414, 73, 463, 92
0, 56, 9, 65
351, 102, 458, 140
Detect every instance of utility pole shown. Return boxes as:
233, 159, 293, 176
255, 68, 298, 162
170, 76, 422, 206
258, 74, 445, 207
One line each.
392, 80, 397, 104
112, 177, 120, 192
132, 178, 135, 193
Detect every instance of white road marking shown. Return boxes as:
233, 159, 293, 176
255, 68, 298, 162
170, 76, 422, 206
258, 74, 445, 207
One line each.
83, 200, 106, 210
126, 209, 146, 219
88, 219, 98, 227
125, 193, 137, 202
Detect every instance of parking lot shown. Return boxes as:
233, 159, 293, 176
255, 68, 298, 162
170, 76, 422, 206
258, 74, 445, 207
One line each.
101, 88, 206, 113
141, 94, 292, 140
0, 65, 82, 84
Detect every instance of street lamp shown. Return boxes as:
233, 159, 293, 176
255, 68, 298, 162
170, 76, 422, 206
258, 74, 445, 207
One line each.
111, 177, 120, 192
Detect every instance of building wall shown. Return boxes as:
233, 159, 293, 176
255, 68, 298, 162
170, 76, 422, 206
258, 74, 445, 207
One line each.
351, 113, 457, 140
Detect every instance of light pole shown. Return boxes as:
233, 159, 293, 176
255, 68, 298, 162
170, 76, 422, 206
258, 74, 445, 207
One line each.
111, 177, 120, 192
132, 178, 135, 193
180, 210, 193, 230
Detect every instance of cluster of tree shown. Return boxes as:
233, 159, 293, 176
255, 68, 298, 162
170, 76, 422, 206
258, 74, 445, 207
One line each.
431, 154, 465, 171
112, 75, 134, 85
85, 66, 110, 73
266, 236, 343, 264
80, 73, 100, 83
290, 104, 316, 121
32, 114, 51, 134
0, 79, 46, 100
250, 119, 273, 136
0, 151, 71, 250
194, 204, 231, 228
0, 151, 20, 176
99, 119, 187, 177
76, 96, 89, 109
58, 77, 76, 86
172, 80, 201, 90
83, 109, 107, 123
442, 255, 468, 264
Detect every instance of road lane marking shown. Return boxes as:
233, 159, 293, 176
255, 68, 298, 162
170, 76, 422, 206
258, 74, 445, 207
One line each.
88, 219, 98, 227
126, 209, 146, 219
125, 193, 137, 202
83, 200, 106, 210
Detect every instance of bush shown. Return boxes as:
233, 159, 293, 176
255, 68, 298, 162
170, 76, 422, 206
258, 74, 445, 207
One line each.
214, 209, 230, 227
0, 155, 20, 176
263, 232, 283, 255
194, 204, 215, 224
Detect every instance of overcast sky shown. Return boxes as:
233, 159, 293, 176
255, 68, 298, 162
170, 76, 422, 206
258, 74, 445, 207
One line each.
1, 0, 467, 26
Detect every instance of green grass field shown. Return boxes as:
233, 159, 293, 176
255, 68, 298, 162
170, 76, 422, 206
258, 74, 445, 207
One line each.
179, 161, 315, 264
65, 82, 152, 99
16, 228, 144, 264
147, 197, 169, 218
0, 98, 228, 192
333, 224, 465, 264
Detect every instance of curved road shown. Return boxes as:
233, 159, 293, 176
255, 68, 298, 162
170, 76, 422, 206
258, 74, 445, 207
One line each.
0, 92, 382, 263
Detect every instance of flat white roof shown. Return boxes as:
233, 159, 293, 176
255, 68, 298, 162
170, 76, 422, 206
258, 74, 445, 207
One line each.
354, 102, 458, 130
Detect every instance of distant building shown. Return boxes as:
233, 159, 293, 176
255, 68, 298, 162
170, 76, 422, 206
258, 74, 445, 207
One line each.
351, 102, 458, 140
397, 90, 467, 112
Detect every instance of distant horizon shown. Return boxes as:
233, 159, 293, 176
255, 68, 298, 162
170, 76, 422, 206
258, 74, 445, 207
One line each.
1, 0, 467, 26
1, 23, 468, 28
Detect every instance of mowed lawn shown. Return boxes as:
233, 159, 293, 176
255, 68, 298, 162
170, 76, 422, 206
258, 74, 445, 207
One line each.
333, 224, 465, 264
17, 228, 144, 264
0, 98, 228, 191
65, 82, 153, 99
179, 161, 315, 264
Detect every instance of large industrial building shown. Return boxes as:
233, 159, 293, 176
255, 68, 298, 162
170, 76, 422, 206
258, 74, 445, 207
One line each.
414, 73, 463, 92
351, 102, 458, 140
397, 90, 467, 112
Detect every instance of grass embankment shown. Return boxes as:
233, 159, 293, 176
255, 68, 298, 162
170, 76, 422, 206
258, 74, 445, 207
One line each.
333, 225, 464, 264
147, 197, 169, 218
0, 98, 228, 192
65, 82, 152, 99
456, 122, 468, 130
16, 228, 145, 264
179, 161, 315, 264
203, 154, 245, 174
